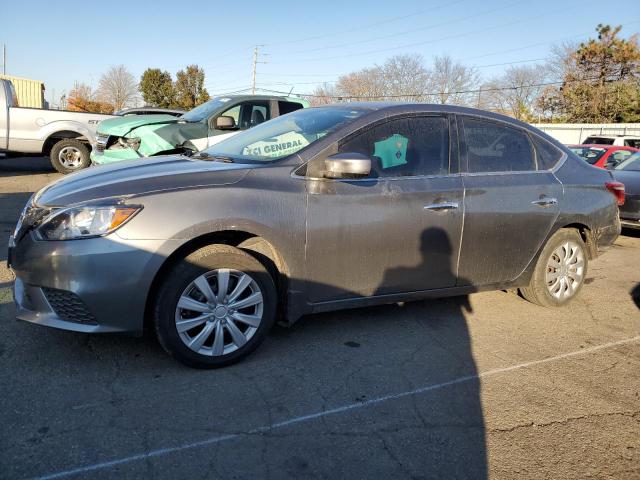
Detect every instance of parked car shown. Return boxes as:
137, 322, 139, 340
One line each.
0, 79, 113, 174
583, 135, 640, 148
91, 95, 308, 166
612, 152, 640, 230
568, 144, 639, 169
114, 107, 185, 117
9, 104, 622, 368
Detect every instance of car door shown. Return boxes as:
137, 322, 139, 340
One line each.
457, 115, 563, 286
303, 114, 464, 303
194, 101, 272, 150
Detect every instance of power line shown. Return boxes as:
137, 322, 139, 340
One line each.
264, 0, 469, 47
267, 2, 587, 64
284, 0, 526, 56
255, 76, 605, 100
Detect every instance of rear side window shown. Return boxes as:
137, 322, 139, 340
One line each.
584, 136, 614, 145
624, 139, 640, 148
532, 135, 563, 170
462, 117, 535, 173
339, 116, 449, 177
279, 101, 304, 115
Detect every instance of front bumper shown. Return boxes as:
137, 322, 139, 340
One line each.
11, 231, 180, 334
90, 148, 139, 165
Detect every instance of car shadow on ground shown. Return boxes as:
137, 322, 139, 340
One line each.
0, 155, 55, 176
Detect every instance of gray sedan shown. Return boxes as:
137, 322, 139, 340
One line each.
9, 104, 621, 367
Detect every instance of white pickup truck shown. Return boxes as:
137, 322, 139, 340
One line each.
0, 79, 114, 173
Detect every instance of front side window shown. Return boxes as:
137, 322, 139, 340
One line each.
610, 150, 633, 165
338, 116, 449, 177
624, 139, 640, 148
463, 117, 535, 173
202, 107, 367, 163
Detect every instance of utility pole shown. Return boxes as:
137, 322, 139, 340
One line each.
251, 45, 267, 95
251, 46, 258, 94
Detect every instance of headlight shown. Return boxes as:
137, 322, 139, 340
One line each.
35, 205, 142, 241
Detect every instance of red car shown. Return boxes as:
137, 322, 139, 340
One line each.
569, 144, 639, 169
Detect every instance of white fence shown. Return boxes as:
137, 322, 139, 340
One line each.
531, 123, 640, 144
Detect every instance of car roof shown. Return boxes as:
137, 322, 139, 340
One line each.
313, 102, 542, 131
573, 144, 639, 150
217, 94, 306, 103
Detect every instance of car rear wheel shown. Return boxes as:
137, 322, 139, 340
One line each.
519, 228, 588, 307
154, 244, 277, 368
50, 139, 91, 174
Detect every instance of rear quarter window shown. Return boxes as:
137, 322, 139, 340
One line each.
531, 135, 564, 170
279, 101, 304, 115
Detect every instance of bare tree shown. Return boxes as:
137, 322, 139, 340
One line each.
331, 54, 430, 101
481, 64, 549, 120
307, 83, 339, 106
427, 55, 479, 105
96, 65, 138, 111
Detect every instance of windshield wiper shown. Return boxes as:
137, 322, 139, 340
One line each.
191, 152, 235, 163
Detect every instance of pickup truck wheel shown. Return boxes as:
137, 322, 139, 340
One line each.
50, 139, 90, 174
154, 244, 277, 368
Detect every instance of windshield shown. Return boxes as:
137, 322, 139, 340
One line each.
180, 97, 232, 122
201, 107, 368, 162
615, 152, 640, 171
570, 146, 606, 164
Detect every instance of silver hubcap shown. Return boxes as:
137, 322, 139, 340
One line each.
58, 146, 83, 169
175, 269, 264, 356
545, 240, 585, 300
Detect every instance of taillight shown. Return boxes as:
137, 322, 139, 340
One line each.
605, 181, 625, 206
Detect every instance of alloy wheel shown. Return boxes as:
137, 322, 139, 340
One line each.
545, 240, 585, 300
175, 269, 264, 356
58, 146, 83, 169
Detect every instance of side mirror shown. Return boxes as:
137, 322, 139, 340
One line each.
323, 153, 371, 179
214, 115, 237, 130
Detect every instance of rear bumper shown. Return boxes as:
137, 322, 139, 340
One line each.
620, 218, 640, 230
592, 217, 621, 255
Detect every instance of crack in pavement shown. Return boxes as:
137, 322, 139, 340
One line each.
489, 410, 640, 434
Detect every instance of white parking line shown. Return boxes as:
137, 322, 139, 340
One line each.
36, 335, 640, 480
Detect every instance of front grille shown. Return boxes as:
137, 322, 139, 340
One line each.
42, 287, 97, 324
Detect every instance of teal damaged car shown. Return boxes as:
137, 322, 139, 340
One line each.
91, 95, 308, 165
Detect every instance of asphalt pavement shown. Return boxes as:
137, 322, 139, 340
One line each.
1, 157, 639, 480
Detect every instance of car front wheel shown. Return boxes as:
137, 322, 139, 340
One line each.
519, 228, 588, 307
154, 244, 277, 368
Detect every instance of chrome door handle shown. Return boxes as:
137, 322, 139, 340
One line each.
423, 202, 459, 212
531, 197, 558, 208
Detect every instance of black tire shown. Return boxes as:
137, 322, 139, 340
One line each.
49, 139, 91, 174
519, 228, 588, 307
154, 244, 277, 368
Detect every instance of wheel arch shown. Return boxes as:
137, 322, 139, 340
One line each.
42, 130, 90, 156
143, 230, 290, 332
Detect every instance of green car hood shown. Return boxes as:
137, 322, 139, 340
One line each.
96, 114, 179, 136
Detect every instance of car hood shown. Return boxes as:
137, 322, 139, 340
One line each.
97, 114, 179, 136
34, 156, 252, 207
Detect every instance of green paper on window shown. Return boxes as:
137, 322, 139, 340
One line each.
374, 134, 408, 169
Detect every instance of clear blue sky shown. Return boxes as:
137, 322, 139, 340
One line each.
1, 0, 638, 105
